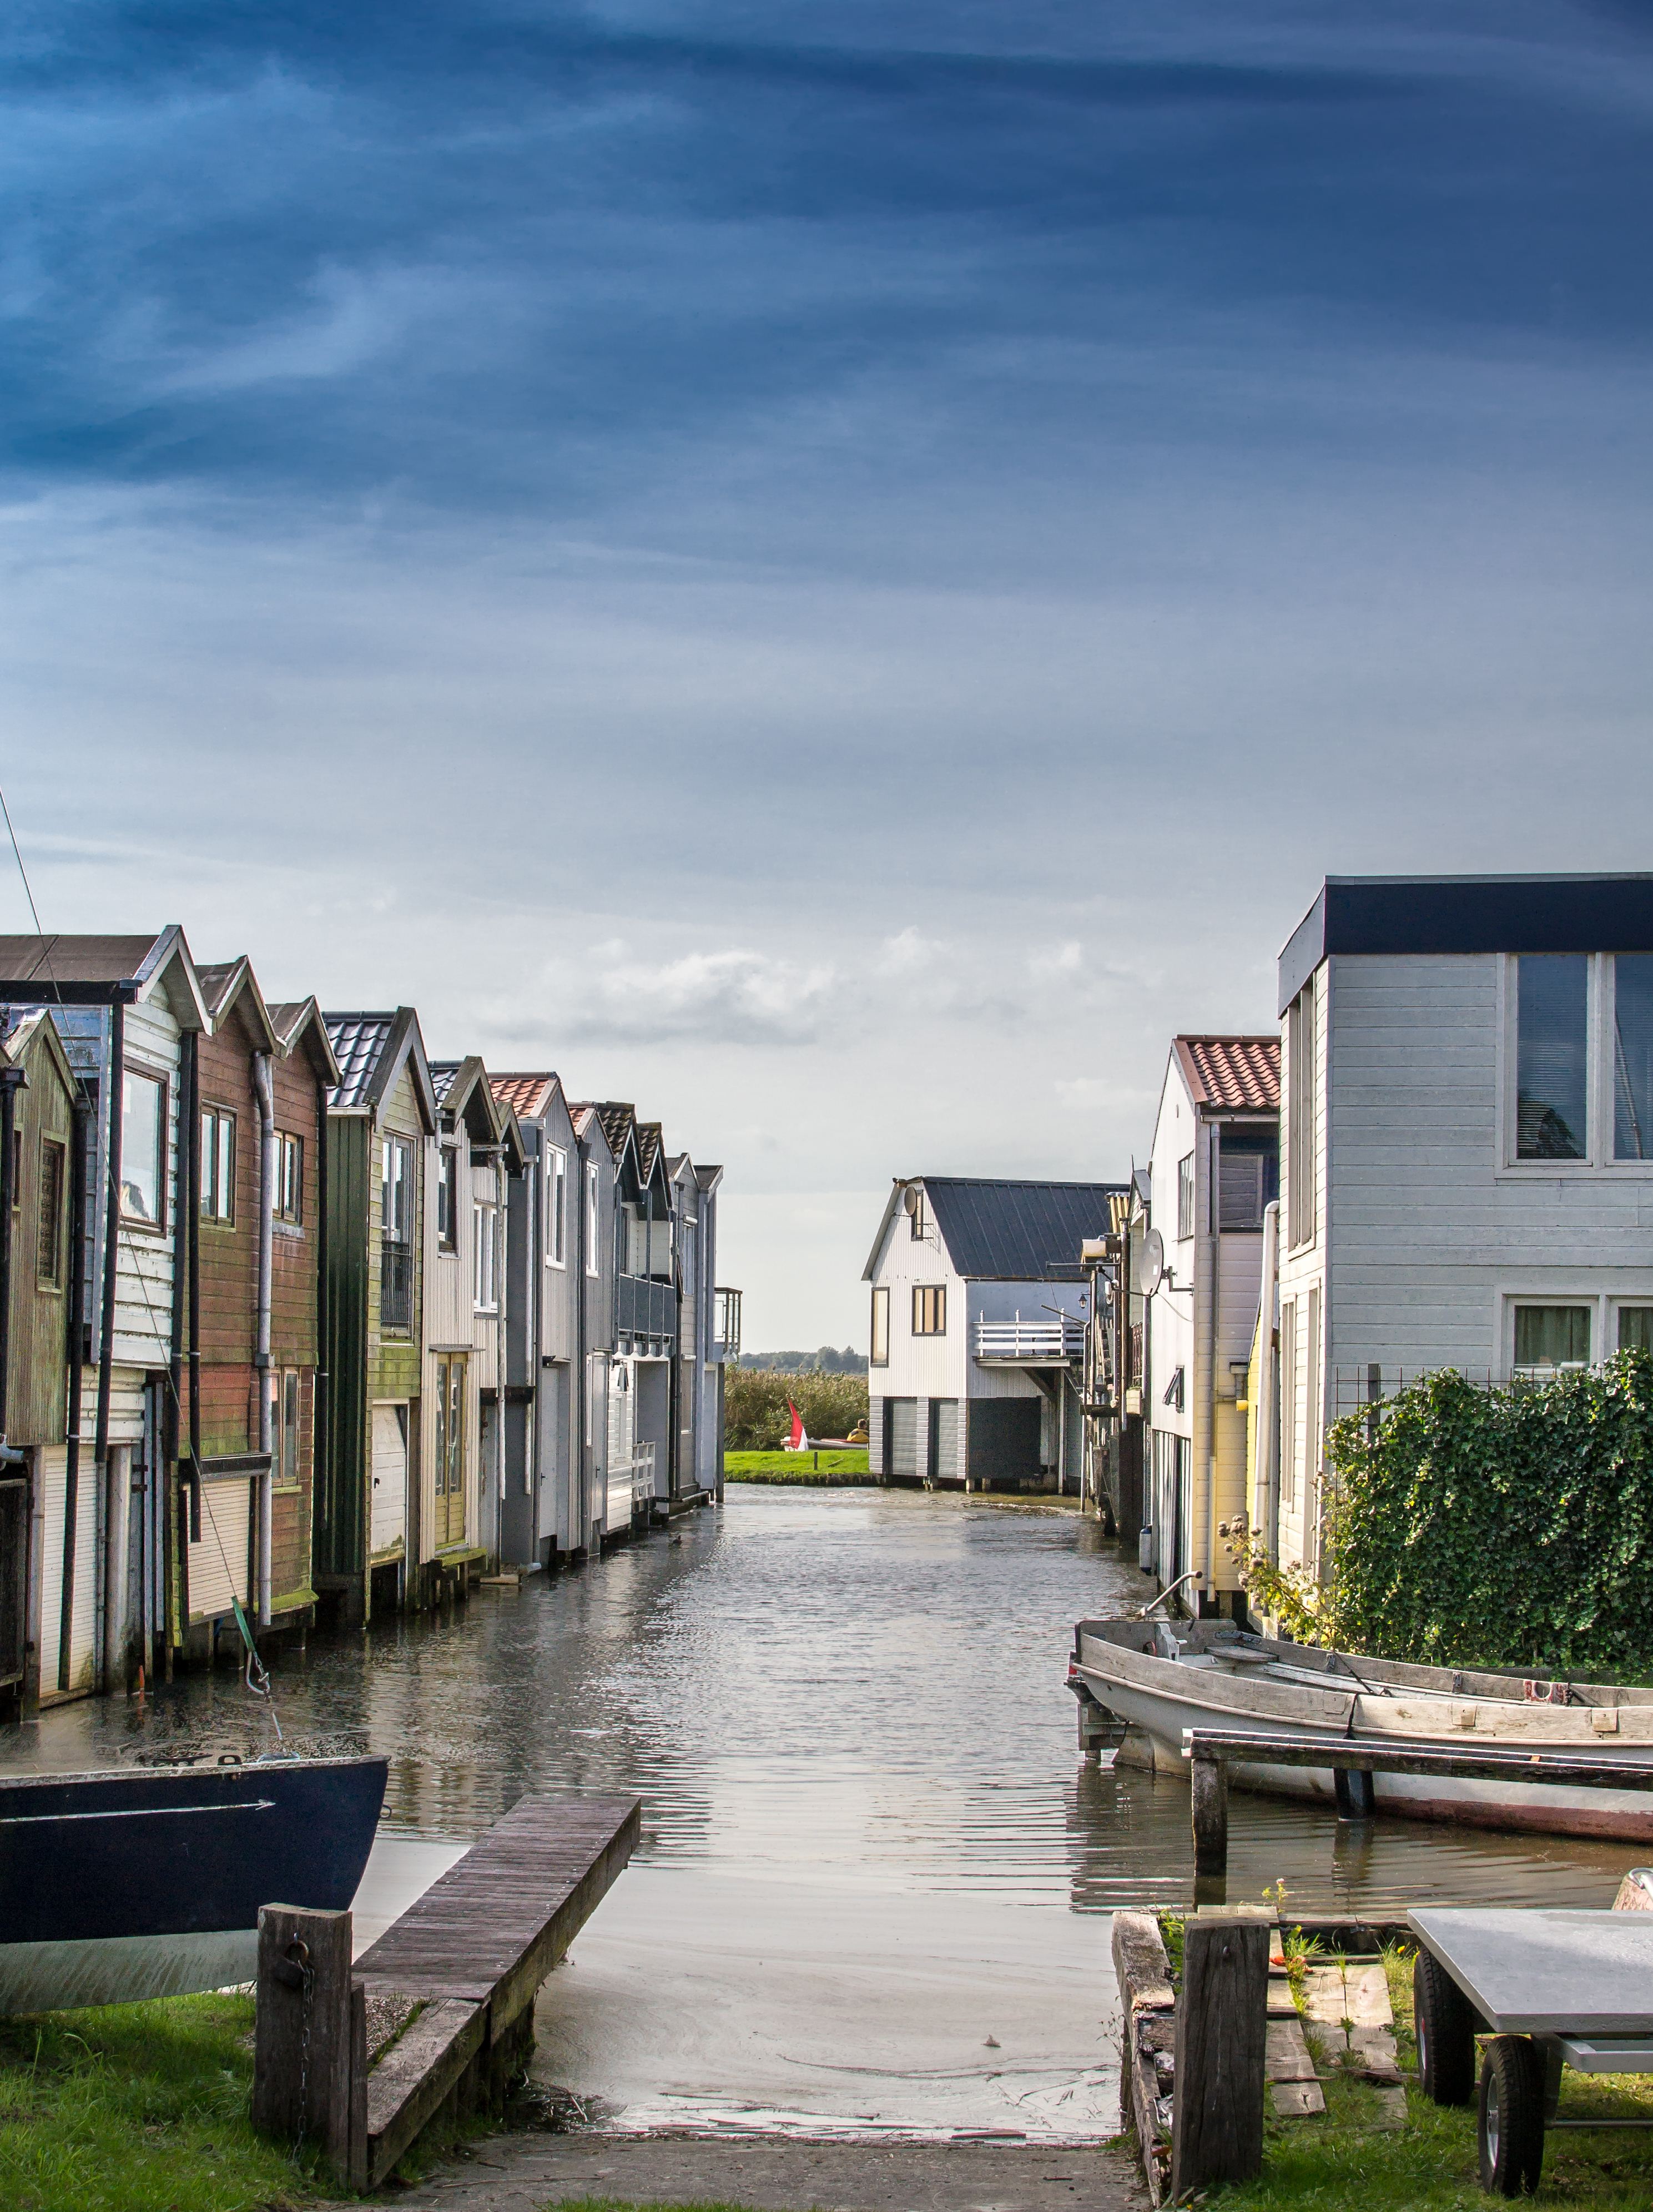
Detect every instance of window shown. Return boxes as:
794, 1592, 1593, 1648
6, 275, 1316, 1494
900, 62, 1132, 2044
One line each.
37, 1138, 64, 1288
912, 1283, 946, 1336
275, 1132, 303, 1225
200, 1106, 235, 1222
1516, 954, 1589, 1160
585, 1162, 599, 1276
1620, 1308, 1653, 1355
1287, 983, 1316, 1246
1514, 1304, 1591, 1372
546, 1146, 567, 1266
436, 1145, 458, 1251
1176, 1151, 1196, 1242
122, 1066, 165, 1227
870, 1284, 890, 1366
380, 1136, 413, 1333
909, 1186, 926, 1239
435, 1353, 465, 1497
1614, 955, 1653, 1161
268, 1369, 301, 1487
474, 1199, 499, 1311
1279, 1298, 1297, 1509
1218, 1144, 1278, 1231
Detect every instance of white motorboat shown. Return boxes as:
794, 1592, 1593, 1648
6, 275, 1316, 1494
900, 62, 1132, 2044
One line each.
1070, 1615, 1653, 1841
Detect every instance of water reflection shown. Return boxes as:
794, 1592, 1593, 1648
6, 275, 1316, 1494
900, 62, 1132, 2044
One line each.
1, 1487, 1639, 1917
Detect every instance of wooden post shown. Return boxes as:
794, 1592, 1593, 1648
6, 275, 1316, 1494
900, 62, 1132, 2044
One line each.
348, 1977, 369, 2189
1190, 1751, 1228, 1875
1170, 1914, 1268, 2199
253, 1904, 356, 2178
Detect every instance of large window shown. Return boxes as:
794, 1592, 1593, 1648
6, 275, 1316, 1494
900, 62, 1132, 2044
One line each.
1516, 954, 1589, 1160
585, 1162, 599, 1276
122, 1066, 165, 1227
1620, 1308, 1653, 1354
200, 1105, 235, 1222
473, 1198, 499, 1312
1218, 1141, 1278, 1231
1614, 955, 1653, 1161
436, 1145, 458, 1252
1514, 1304, 1591, 1372
36, 1138, 64, 1288
275, 1132, 303, 1225
1176, 1151, 1196, 1241
268, 1369, 301, 1487
380, 1136, 413, 1333
870, 1284, 889, 1366
912, 1283, 946, 1336
546, 1145, 567, 1266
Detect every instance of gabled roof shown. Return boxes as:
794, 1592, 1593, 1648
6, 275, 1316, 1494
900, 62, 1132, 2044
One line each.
863, 1176, 1130, 1282
568, 1102, 615, 1165
428, 1055, 526, 1168
324, 1008, 438, 1131
593, 1102, 634, 1158
196, 957, 280, 1054
265, 997, 344, 1086
694, 1163, 723, 1194
491, 1071, 562, 1120
1173, 1035, 1279, 1115
0, 926, 209, 1026
0, 1005, 79, 1102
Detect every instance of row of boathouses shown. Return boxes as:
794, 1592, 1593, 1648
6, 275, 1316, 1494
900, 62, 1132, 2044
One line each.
865, 872, 1653, 1615
0, 930, 736, 1717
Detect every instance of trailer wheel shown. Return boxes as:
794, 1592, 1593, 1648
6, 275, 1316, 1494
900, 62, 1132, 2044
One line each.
1478, 2036, 1544, 2196
1415, 1947, 1476, 2106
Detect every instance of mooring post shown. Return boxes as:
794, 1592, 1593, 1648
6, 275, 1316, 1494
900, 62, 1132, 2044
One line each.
1170, 1913, 1268, 2199
1190, 1751, 1228, 1875
1334, 1765, 1377, 1821
253, 1903, 357, 2177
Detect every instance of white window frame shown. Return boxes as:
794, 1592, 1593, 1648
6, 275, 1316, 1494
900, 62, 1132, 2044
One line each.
1496, 953, 1653, 1177
546, 1145, 567, 1268
473, 1198, 499, 1312
1508, 1297, 1593, 1377
584, 1161, 600, 1277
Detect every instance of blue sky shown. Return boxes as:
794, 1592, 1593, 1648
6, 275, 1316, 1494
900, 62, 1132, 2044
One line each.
4, 2, 1653, 1342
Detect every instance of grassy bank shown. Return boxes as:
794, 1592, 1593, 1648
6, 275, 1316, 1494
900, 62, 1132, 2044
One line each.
723, 1449, 871, 1483
0, 1993, 316, 2212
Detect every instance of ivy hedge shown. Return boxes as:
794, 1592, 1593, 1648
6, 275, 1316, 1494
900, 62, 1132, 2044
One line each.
1321, 1351, 1653, 1676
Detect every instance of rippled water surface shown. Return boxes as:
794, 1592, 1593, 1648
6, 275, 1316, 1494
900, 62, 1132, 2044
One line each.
3, 1485, 1639, 1917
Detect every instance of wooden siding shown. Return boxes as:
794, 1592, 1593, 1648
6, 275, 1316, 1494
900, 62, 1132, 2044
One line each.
1277, 963, 1328, 1578
109, 994, 182, 1378
269, 1050, 322, 1368
6, 1020, 75, 1444
36, 1444, 97, 1697
186, 1474, 251, 1621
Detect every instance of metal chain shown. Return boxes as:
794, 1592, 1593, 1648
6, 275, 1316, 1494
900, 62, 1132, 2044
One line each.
290, 1939, 314, 2161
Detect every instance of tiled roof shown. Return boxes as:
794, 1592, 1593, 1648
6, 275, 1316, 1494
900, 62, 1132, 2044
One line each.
636, 1120, 663, 1180
324, 1012, 397, 1111
492, 1072, 559, 1117
1173, 1035, 1280, 1113
923, 1178, 1128, 1282
429, 1059, 460, 1107
594, 1102, 634, 1156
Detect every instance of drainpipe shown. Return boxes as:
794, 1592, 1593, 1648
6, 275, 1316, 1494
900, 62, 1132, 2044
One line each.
1194, 1119, 1218, 1610
252, 1051, 275, 1627
1258, 1200, 1281, 1565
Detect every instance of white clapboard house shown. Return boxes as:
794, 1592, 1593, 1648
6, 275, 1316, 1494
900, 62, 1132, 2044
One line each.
1274, 873, 1653, 1578
1141, 1036, 1278, 1611
863, 1177, 1126, 1491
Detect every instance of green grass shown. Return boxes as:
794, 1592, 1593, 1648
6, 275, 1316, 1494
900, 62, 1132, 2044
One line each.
723, 1449, 871, 1483
0, 1993, 320, 2212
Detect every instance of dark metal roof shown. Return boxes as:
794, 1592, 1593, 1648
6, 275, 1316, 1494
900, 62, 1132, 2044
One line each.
923, 1178, 1129, 1281
1279, 875, 1653, 1016
325, 1012, 398, 1112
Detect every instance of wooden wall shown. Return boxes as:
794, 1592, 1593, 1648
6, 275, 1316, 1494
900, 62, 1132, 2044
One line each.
6, 1020, 74, 1444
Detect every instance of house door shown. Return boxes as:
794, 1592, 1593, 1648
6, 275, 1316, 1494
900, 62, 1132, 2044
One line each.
370, 1404, 407, 1556
929, 1399, 959, 1483
434, 1354, 467, 1550
889, 1398, 919, 1480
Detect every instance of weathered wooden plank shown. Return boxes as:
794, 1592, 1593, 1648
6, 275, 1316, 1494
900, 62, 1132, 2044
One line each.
253, 1904, 355, 2178
1111, 1909, 1172, 2208
365, 1997, 486, 2187
1171, 1915, 1268, 2200
1186, 1727, 1653, 1790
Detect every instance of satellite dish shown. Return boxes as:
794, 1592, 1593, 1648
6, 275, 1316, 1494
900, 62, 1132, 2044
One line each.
1140, 1228, 1165, 1297
902, 1186, 920, 1215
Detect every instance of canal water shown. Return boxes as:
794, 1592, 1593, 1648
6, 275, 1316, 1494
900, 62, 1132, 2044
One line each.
4, 1487, 1642, 2140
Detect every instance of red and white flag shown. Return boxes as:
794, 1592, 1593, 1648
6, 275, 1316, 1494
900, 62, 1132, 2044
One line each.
785, 1398, 808, 1450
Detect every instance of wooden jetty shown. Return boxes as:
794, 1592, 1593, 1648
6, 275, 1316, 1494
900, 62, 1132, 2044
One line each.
256, 1790, 640, 2187
1182, 1727, 1653, 1876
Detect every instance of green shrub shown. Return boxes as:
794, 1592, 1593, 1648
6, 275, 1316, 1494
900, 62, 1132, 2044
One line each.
722, 1367, 869, 1450
1320, 1351, 1653, 1676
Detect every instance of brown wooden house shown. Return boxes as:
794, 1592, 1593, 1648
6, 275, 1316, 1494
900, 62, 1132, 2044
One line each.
190, 962, 337, 1649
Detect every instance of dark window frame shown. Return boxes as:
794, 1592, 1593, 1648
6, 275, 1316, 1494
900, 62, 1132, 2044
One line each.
912, 1283, 946, 1336
436, 1142, 459, 1253
200, 1102, 236, 1225
36, 1135, 65, 1289
120, 1062, 169, 1235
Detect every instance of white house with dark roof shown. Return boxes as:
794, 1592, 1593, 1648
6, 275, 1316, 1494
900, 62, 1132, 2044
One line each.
1274, 874, 1653, 1581
862, 1177, 1127, 1492
1142, 1035, 1279, 1611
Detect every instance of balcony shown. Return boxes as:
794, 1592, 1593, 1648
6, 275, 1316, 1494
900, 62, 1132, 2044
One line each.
975, 1317, 1083, 1365
713, 1286, 742, 1363
616, 1272, 676, 1343
380, 1239, 414, 1334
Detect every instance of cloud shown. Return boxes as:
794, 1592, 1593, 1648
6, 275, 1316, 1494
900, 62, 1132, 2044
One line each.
566, 946, 839, 1047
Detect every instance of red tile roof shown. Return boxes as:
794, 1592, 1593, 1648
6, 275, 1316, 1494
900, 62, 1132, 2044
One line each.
491, 1071, 558, 1117
1174, 1035, 1280, 1113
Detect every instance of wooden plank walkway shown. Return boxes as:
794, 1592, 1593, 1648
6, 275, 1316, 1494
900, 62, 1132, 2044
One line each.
355, 1790, 640, 2184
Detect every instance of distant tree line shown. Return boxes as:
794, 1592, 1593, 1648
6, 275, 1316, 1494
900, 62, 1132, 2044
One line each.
734, 1346, 867, 1375
723, 1366, 870, 1450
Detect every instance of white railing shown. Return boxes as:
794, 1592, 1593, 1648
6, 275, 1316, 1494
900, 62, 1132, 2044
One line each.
606, 1444, 657, 1529
975, 1318, 1084, 1362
